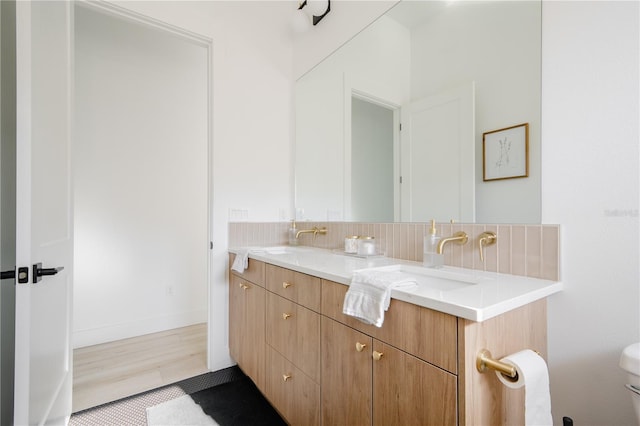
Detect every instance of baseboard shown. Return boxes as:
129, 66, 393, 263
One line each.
72, 309, 207, 348
208, 348, 235, 373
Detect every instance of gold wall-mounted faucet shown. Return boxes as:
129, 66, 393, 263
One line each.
436, 231, 468, 254
295, 226, 327, 239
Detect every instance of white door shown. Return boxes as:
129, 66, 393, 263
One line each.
400, 83, 475, 223
14, 1, 73, 424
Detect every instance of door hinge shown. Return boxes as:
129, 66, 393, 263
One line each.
399, 123, 402, 131
400, 176, 403, 184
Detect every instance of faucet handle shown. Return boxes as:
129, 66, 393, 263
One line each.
478, 232, 497, 263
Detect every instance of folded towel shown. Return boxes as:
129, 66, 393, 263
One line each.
343, 270, 417, 327
231, 249, 250, 273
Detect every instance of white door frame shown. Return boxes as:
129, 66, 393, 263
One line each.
343, 73, 402, 222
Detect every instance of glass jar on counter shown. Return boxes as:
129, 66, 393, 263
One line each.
344, 236, 359, 254
357, 236, 376, 256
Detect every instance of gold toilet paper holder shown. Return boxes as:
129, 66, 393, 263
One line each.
476, 349, 519, 381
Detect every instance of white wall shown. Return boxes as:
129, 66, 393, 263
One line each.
294, 0, 640, 424
542, 1, 639, 424
109, 0, 294, 370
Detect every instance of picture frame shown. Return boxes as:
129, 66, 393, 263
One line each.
482, 123, 529, 181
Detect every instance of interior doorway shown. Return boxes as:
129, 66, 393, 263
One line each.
72, 3, 211, 410
350, 96, 396, 222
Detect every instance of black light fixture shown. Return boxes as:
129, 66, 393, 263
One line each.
302, 0, 331, 25
292, 0, 331, 32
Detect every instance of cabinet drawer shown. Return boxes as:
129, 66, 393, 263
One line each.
266, 346, 320, 426
229, 253, 265, 286
321, 279, 458, 374
266, 264, 321, 312
266, 292, 320, 383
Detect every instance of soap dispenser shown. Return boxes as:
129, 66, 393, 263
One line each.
423, 219, 443, 268
288, 220, 298, 246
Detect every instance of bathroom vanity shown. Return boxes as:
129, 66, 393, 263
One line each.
228, 247, 561, 425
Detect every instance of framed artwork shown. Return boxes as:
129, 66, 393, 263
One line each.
483, 123, 529, 181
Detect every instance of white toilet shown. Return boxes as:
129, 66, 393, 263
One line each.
620, 342, 640, 423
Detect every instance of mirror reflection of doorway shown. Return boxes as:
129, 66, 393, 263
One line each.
350, 96, 397, 222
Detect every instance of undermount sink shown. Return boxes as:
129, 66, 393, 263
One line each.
251, 246, 313, 255
251, 246, 293, 255
359, 264, 485, 292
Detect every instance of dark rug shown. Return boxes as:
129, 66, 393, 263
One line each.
190, 375, 287, 426
70, 366, 274, 426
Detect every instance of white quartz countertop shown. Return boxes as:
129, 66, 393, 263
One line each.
229, 246, 562, 322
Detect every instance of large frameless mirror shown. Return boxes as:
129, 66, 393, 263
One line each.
295, 0, 541, 223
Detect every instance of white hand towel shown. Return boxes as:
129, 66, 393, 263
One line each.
342, 270, 417, 327
231, 249, 250, 273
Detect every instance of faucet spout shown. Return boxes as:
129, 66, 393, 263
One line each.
295, 226, 327, 239
436, 231, 468, 254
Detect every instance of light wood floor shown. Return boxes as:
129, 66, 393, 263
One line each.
72, 323, 208, 413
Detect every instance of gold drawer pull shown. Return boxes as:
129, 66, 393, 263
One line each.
373, 351, 384, 361
283, 374, 291, 382
282, 281, 293, 289
282, 313, 292, 320
355, 342, 367, 352
239, 283, 249, 290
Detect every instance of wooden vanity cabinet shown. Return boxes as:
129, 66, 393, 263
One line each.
229, 254, 548, 426
321, 279, 457, 374
265, 265, 321, 425
321, 283, 457, 426
228, 255, 266, 392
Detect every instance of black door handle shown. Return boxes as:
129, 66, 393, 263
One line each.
33, 263, 64, 284
1, 269, 15, 280
1, 267, 30, 283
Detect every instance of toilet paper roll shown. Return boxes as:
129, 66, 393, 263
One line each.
496, 349, 553, 426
